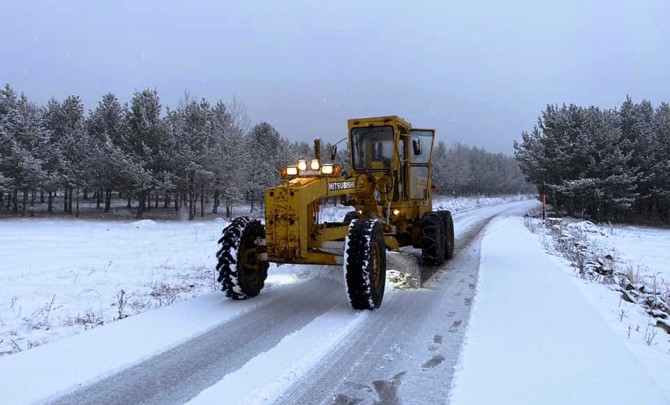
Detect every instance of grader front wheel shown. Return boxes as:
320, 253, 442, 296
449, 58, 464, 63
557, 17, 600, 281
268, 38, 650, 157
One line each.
216, 217, 269, 299
343, 210, 358, 225
344, 219, 386, 310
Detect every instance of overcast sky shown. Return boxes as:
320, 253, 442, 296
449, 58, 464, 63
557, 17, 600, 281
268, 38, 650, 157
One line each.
1, 0, 668, 153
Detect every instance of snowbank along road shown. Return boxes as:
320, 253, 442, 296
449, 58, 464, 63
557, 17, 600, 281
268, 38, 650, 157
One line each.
0, 200, 534, 404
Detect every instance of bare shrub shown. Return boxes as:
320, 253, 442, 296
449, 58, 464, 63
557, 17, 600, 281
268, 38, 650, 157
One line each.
624, 264, 643, 286
644, 319, 658, 346
26, 339, 45, 349
181, 264, 219, 292
150, 282, 182, 307
10, 339, 22, 353
116, 289, 128, 320
524, 217, 542, 234
28, 295, 62, 330
129, 296, 152, 313
617, 307, 630, 322
75, 309, 104, 330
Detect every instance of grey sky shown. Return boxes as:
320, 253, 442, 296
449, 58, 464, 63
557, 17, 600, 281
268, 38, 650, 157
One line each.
1, 0, 668, 153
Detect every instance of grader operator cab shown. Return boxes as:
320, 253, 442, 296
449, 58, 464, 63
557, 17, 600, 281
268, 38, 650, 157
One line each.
215, 116, 454, 310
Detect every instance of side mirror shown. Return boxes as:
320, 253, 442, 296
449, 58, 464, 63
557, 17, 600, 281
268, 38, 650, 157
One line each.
412, 138, 422, 155
330, 145, 338, 162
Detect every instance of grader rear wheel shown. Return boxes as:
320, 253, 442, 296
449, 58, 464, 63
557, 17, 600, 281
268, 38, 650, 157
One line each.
344, 219, 386, 310
439, 210, 455, 260
216, 217, 269, 299
421, 212, 446, 266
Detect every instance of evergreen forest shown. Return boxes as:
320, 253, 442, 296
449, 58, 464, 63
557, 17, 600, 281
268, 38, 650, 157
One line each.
0, 84, 530, 219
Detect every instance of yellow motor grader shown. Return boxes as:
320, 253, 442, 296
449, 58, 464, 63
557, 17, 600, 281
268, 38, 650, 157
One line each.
216, 116, 454, 310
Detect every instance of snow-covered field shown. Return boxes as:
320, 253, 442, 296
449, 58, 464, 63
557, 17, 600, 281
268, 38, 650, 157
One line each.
587, 223, 670, 282
0, 218, 225, 355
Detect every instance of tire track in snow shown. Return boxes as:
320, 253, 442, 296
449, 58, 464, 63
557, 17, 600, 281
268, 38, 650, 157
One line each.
187, 303, 366, 404
50, 278, 346, 405
273, 203, 524, 404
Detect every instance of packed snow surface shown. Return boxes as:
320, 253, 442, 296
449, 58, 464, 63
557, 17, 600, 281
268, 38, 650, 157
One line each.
450, 207, 670, 404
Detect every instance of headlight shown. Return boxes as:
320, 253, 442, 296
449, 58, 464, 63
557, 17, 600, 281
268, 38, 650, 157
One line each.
310, 159, 320, 171
297, 160, 307, 171
286, 166, 298, 176
392, 209, 400, 216
321, 164, 334, 174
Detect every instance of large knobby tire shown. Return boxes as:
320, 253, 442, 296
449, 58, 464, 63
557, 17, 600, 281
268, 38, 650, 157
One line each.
421, 212, 446, 266
216, 217, 269, 300
344, 219, 386, 310
439, 210, 455, 260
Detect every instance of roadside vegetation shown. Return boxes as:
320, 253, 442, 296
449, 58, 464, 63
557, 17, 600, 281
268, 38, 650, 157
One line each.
525, 211, 670, 347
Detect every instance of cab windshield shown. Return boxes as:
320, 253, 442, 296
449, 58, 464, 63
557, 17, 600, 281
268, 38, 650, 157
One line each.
351, 126, 394, 170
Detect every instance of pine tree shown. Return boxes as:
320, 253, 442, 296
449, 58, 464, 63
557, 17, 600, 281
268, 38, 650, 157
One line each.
0, 89, 54, 215
431, 141, 448, 194
172, 96, 214, 219
619, 97, 655, 217
651, 102, 670, 222
246, 122, 291, 212
12, 94, 48, 215
0, 84, 20, 211
445, 143, 474, 195
87, 93, 130, 212
210, 100, 247, 218
126, 89, 168, 218
39, 98, 65, 214
59, 95, 92, 216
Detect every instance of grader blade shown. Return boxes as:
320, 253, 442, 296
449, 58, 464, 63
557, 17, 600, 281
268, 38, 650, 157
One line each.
386, 250, 422, 289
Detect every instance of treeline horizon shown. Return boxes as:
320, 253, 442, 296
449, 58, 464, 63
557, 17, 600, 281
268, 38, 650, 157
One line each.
0, 83, 530, 220
515, 97, 670, 223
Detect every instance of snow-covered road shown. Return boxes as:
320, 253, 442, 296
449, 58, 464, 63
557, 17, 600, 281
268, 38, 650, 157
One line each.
0, 201, 517, 404
1, 199, 668, 404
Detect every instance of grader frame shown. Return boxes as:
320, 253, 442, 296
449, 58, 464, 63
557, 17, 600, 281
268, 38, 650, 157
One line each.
216, 115, 454, 310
